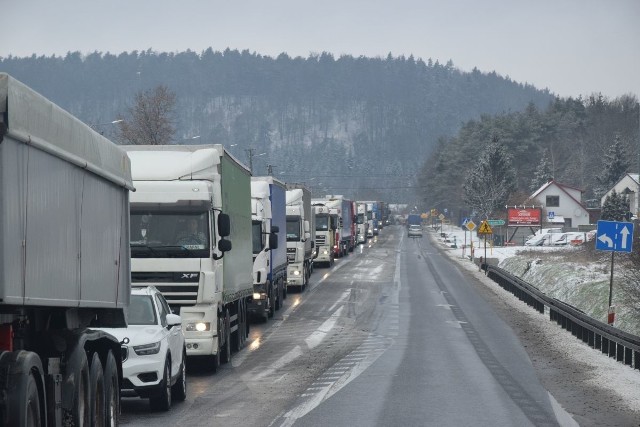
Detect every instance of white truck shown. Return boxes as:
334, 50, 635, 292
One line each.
285, 185, 315, 291
123, 145, 253, 371
0, 73, 132, 425
250, 177, 288, 322
356, 202, 368, 244
312, 200, 337, 267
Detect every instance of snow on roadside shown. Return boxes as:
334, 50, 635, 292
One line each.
428, 227, 640, 415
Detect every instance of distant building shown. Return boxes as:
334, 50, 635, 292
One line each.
528, 180, 591, 230
600, 173, 639, 219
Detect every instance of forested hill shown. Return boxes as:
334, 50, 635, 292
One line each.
0, 49, 553, 202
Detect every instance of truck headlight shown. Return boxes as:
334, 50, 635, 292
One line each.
133, 341, 161, 356
293, 270, 300, 276
186, 322, 210, 332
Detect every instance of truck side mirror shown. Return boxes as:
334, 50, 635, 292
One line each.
218, 213, 231, 237
218, 239, 232, 252
271, 225, 279, 233
269, 233, 278, 249
304, 220, 310, 233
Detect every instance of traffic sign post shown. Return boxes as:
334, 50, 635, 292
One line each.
595, 220, 635, 325
477, 221, 493, 274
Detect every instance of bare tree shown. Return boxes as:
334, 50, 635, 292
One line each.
118, 85, 176, 145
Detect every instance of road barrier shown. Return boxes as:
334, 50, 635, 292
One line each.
485, 264, 640, 370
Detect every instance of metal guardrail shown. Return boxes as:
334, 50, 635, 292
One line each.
485, 264, 640, 370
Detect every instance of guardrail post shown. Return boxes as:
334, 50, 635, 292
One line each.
595, 333, 601, 350
602, 337, 609, 355
617, 344, 624, 362
635, 351, 640, 370
624, 348, 632, 366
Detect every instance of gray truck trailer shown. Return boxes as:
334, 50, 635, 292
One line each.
0, 73, 133, 425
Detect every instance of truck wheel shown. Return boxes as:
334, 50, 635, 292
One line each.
210, 319, 223, 372
102, 350, 119, 427
1, 351, 45, 427
268, 286, 275, 318
150, 357, 172, 411
89, 352, 105, 427
65, 349, 90, 426
275, 281, 281, 311
171, 350, 187, 401
221, 311, 231, 364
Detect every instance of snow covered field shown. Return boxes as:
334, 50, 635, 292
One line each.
431, 225, 640, 336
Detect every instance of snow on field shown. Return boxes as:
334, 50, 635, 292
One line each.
431, 225, 640, 336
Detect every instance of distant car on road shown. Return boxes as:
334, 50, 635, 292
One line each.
98, 286, 187, 411
408, 224, 423, 238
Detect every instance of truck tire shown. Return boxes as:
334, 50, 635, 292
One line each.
221, 310, 231, 364
171, 350, 187, 402
1, 351, 45, 427
65, 349, 90, 426
89, 352, 105, 427
268, 285, 275, 318
102, 350, 119, 427
149, 357, 172, 411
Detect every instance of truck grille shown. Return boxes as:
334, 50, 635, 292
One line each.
316, 235, 326, 245
132, 272, 200, 307
286, 248, 296, 263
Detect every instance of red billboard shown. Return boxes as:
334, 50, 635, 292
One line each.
507, 208, 541, 226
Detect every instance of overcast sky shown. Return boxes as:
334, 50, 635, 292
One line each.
1, 0, 638, 98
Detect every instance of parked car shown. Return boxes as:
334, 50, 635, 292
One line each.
98, 286, 187, 411
526, 227, 563, 241
408, 224, 423, 238
553, 232, 587, 246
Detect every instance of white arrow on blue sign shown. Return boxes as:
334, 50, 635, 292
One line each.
595, 220, 634, 253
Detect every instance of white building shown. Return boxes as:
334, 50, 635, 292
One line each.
529, 180, 591, 230
600, 173, 639, 219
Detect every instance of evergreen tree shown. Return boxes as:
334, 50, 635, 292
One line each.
463, 141, 517, 218
530, 148, 553, 192
601, 189, 630, 221
595, 137, 628, 197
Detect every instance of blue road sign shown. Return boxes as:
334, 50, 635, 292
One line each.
595, 220, 634, 253
461, 218, 469, 226
548, 211, 555, 219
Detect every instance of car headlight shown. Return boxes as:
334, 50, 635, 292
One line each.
186, 322, 211, 332
133, 341, 161, 356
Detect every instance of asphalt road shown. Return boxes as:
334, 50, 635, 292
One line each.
120, 226, 575, 426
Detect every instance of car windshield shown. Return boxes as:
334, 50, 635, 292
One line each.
286, 217, 301, 241
316, 215, 330, 231
130, 210, 210, 258
252, 220, 264, 254
127, 295, 157, 325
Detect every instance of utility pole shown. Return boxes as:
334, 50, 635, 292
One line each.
245, 148, 256, 174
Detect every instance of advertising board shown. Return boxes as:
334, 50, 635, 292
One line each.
507, 208, 541, 226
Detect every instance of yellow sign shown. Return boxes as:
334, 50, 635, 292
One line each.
465, 220, 476, 231
477, 220, 493, 235
421, 213, 429, 219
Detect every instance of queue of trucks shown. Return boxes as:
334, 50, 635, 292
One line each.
0, 73, 388, 425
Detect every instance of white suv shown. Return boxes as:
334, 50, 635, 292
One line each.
98, 286, 187, 411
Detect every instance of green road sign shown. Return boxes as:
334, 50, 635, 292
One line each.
487, 219, 505, 226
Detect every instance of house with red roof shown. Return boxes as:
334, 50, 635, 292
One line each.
528, 180, 591, 230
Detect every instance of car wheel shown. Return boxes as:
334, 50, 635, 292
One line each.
171, 350, 187, 401
149, 358, 171, 411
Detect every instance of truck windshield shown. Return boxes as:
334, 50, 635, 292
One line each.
130, 210, 210, 258
316, 215, 330, 231
357, 213, 365, 224
286, 217, 301, 241
127, 295, 157, 325
252, 221, 264, 254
